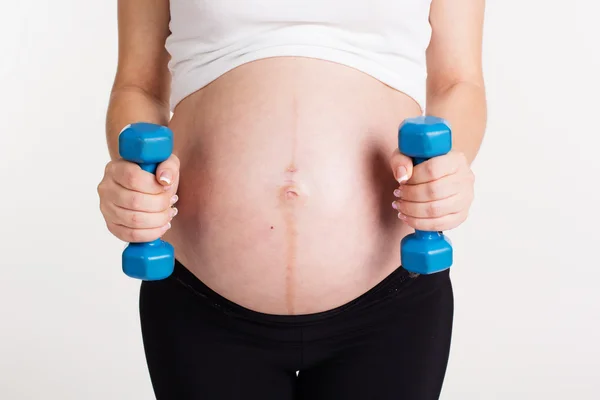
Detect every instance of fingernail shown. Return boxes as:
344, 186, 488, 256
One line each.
170, 195, 179, 205
393, 188, 402, 198
159, 172, 172, 186
171, 207, 178, 218
398, 212, 407, 220
392, 201, 399, 210
163, 222, 172, 230
397, 166, 408, 184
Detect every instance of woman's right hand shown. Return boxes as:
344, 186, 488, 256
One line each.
98, 154, 180, 243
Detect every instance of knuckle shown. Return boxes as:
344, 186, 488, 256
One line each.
425, 160, 437, 177
123, 167, 139, 189
98, 181, 112, 198
427, 202, 441, 217
426, 183, 439, 198
128, 229, 146, 243
128, 192, 143, 210
129, 211, 143, 228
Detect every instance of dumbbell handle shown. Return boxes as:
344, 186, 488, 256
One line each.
131, 161, 160, 240
133, 159, 160, 237
125, 150, 163, 262
412, 156, 445, 239
139, 162, 159, 174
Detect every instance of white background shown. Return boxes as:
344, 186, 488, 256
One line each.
1, 1, 599, 399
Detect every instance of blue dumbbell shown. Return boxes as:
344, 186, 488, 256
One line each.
118, 122, 175, 280
398, 116, 453, 274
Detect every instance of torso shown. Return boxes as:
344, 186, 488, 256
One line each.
164, 57, 420, 315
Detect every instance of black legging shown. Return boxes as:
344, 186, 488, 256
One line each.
139, 260, 454, 399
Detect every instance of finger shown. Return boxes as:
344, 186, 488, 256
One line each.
410, 151, 467, 185
112, 186, 178, 213
389, 149, 414, 184
397, 211, 468, 232
107, 221, 172, 244
395, 174, 463, 202
111, 160, 165, 195
107, 203, 178, 230
156, 154, 181, 189
393, 194, 464, 219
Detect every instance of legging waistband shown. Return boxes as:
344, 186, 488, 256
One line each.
169, 259, 420, 327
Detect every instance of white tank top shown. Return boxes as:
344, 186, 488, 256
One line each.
166, 0, 433, 112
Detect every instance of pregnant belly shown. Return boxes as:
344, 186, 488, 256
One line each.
165, 57, 420, 314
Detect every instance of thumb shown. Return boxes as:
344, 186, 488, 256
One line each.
156, 154, 181, 188
390, 149, 414, 185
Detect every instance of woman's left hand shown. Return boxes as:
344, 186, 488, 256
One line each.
389, 149, 475, 232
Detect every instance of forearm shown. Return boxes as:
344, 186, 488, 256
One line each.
105, 86, 171, 161
425, 81, 487, 165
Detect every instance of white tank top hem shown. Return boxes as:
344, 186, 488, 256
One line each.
166, 2, 433, 114
169, 44, 427, 114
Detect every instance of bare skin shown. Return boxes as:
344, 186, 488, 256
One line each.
99, 0, 486, 315
164, 58, 420, 314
